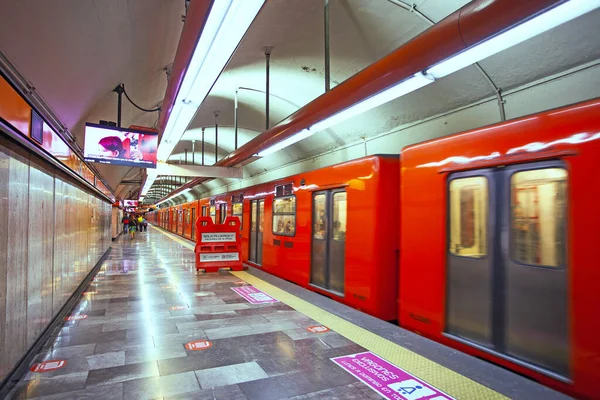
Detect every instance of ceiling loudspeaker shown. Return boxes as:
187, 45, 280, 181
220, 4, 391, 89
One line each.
99, 120, 117, 127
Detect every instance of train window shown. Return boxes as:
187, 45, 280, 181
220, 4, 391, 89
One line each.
449, 177, 488, 258
273, 196, 295, 236
313, 194, 326, 239
185, 210, 190, 225
333, 192, 347, 242
209, 206, 216, 223
220, 204, 227, 223
202, 206, 207, 217
232, 202, 243, 231
251, 202, 257, 232
510, 168, 567, 268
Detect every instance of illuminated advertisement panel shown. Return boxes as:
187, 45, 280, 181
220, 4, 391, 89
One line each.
83, 123, 158, 168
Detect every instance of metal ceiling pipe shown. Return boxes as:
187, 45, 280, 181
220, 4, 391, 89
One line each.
265, 47, 273, 130
158, 0, 566, 200
215, 0, 565, 168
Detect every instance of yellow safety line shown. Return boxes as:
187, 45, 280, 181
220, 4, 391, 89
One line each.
150, 225, 195, 250
153, 224, 506, 399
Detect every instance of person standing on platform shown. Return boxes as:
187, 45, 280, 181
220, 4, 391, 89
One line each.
129, 217, 137, 239
122, 214, 130, 234
137, 215, 143, 232
142, 216, 148, 232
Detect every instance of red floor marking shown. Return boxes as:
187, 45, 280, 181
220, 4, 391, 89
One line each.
30, 360, 67, 372
65, 315, 88, 321
170, 305, 188, 311
185, 340, 212, 351
307, 325, 330, 333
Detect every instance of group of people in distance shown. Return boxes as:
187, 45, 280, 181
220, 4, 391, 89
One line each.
122, 214, 148, 239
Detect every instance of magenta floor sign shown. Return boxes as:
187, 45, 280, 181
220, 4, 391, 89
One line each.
331, 352, 453, 400
231, 286, 278, 304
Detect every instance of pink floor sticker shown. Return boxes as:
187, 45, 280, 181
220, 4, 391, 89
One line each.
65, 314, 88, 321
231, 286, 278, 304
185, 340, 212, 350
30, 360, 67, 372
307, 325, 330, 333
331, 352, 454, 400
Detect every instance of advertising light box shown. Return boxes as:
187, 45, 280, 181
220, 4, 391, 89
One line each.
123, 200, 139, 207
83, 123, 158, 168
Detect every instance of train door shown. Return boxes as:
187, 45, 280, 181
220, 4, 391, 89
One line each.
249, 199, 264, 265
310, 190, 347, 295
191, 208, 196, 240
446, 162, 569, 376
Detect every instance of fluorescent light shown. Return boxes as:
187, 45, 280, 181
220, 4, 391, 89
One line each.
257, 73, 434, 157
257, 129, 314, 157
141, 169, 158, 196
156, 0, 265, 162
427, 0, 600, 78
311, 72, 435, 133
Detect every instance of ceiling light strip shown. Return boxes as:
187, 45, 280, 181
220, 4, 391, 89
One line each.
257, 0, 600, 157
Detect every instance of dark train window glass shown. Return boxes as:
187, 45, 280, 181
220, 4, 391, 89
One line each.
232, 203, 243, 231
449, 177, 488, 258
313, 194, 326, 239
273, 196, 295, 236
510, 168, 567, 268
333, 192, 347, 242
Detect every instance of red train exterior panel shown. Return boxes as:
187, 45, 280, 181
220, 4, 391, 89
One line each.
399, 98, 600, 399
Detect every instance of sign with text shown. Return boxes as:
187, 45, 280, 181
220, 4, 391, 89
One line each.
199, 252, 239, 262
65, 315, 88, 321
185, 340, 212, 351
331, 352, 453, 400
231, 286, 278, 304
30, 360, 67, 373
201, 232, 236, 242
307, 325, 330, 333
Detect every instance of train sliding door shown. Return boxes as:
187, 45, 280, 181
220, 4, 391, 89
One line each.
249, 199, 264, 265
311, 190, 346, 295
446, 162, 569, 377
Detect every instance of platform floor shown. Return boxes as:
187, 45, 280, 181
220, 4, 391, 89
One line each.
7, 226, 569, 400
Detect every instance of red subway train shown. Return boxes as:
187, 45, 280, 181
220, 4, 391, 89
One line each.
147, 98, 600, 399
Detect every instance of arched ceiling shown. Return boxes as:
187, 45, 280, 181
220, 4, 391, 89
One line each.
0, 0, 184, 199
1, 0, 599, 202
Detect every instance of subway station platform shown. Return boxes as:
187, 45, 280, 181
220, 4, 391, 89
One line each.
7, 227, 569, 400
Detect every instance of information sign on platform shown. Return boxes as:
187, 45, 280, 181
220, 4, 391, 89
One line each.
231, 286, 278, 304
194, 216, 245, 272
331, 352, 453, 400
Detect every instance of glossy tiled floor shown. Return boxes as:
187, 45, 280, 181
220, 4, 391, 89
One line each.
8, 228, 381, 400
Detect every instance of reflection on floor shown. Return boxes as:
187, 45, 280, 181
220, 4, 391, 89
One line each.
8, 229, 380, 400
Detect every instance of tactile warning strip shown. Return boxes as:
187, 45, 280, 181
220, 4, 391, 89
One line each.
231, 271, 507, 400
151, 225, 506, 399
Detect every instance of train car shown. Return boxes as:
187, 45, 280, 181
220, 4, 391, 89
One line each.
399, 98, 600, 399
213, 155, 400, 320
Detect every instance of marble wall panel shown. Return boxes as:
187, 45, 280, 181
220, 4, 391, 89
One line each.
26, 161, 55, 345
53, 179, 66, 315
5, 152, 29, 372
0, 141, 112, 384
0, 146, 10, 379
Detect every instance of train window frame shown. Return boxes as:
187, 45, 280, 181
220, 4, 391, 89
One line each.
447, 174, 489, 260
508, 165, 568, 270
272, 195, 296, 237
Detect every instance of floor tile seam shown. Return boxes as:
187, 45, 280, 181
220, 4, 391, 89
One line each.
232, 271, 507, 400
